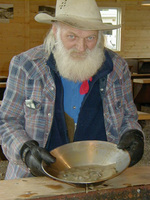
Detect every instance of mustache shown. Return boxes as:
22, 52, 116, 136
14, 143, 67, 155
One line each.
69, 49, 90, 58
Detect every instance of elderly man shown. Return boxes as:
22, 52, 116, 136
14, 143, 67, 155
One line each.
0, 0, 144, 179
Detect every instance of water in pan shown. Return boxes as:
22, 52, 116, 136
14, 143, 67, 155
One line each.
58, 163, 117, 183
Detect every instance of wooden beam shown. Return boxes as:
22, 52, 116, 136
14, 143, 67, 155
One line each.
0, 82, 6, 88
138, 111, 150, 120
133, 78, 150, 84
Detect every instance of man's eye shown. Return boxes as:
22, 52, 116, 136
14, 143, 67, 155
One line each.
87, 36, 95, 41
68, 35, 75, 39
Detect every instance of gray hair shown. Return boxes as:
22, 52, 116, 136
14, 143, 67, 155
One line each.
43, 28, 56, 57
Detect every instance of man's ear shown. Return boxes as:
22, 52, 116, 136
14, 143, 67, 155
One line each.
52, 24, 57, 39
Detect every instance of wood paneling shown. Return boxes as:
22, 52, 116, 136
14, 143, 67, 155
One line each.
0, 0, 150, 76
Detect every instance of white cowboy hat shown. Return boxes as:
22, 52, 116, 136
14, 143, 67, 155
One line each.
35, 0, 121, 31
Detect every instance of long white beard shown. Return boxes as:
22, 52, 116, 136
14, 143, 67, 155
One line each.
45, 29, 105, 82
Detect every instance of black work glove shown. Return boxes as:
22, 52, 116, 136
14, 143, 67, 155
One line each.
20, 140, 56, 176
117, 130, 144, 167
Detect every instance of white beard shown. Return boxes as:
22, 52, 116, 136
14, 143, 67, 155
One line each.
51, 29, 105, 82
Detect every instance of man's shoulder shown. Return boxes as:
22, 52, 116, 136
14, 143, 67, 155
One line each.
18, 45, 46, 61
105, 48, 128, 78
11, 45, 50, 79
105, 48, 125, 63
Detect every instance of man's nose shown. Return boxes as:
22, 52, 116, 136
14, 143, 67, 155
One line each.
76, 38, 86, 52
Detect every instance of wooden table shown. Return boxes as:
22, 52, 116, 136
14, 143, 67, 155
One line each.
0, 76, 7, 81
138, 111, 150, 120
138, 59, 150, 73
0, 82, 6, 88
131, 73, 150, 79
133, 78, 150, 110
0, 166, 150, 200
133, 78, 150, 84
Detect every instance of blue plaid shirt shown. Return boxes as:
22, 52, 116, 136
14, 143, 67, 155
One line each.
0, 45, 143, 179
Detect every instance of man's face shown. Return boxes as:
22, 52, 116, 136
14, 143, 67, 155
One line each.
52, 23, 105, 82
53, 23, 98, 59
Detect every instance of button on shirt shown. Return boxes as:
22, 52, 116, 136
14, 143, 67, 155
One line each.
61, 77, 85, 123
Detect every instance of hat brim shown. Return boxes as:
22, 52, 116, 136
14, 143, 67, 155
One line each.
35, 13, 121, 31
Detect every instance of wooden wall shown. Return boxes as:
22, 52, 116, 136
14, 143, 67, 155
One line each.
97, 0, 150, 59
0, 0, 150, 76
0, 0, 55, 76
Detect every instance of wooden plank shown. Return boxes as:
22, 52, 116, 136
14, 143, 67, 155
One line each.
138, 111, 150, 120
131, 73, 150, 78
0, 36, 25, 53
0, 76, 7, 81
0, 166, 149, 200
0, 82, 6, 88
133, 78, 150, 84
24, 0, 30, 50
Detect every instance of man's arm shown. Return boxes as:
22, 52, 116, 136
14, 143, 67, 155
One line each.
0, 55, 31, 164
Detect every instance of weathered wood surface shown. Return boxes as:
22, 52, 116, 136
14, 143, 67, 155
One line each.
0, 166, 150, 200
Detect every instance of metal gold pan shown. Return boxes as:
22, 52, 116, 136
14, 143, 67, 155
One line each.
42, 141, 130, 185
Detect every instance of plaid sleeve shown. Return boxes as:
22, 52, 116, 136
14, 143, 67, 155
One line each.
0, 55, 31, 164
120, 59, 143, 135
104, 53, 143, 144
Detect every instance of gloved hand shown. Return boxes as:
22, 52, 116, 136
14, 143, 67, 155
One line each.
117, 130, 144, 167
20, 140, 56, 176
